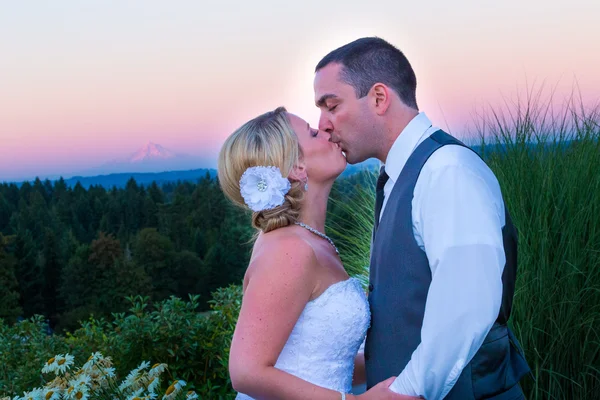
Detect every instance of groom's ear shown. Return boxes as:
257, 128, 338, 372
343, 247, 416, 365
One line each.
288, 161, 308, 182
370, 83, 391, 116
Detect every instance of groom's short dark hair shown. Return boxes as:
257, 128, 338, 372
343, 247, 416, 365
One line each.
315, 37, 418, 110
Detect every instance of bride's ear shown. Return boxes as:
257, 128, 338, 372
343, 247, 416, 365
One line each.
288, 161, 307, 183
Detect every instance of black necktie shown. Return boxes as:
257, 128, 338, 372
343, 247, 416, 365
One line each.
374, 166, 389, 231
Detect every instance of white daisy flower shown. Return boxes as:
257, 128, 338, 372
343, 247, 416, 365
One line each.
126, 388, 144, 400
146, 376, 160, 394
137, 361, 151, 371
56, 354, 75, 374
102, 367, 116, 378
42, 388, 61, 400
148, 363, 167, 378
65, 373, 92, 399
119, 361, 151, 392
185, 391, 198, 400
20, 388, 44, 400
66, 384, 89, 400
41, 356, 59, 374
75, 389, 89, 400
162, 380, 186, 400
81, 352, 104, 372
42, 354, 74, 375
118, 372, 137, 392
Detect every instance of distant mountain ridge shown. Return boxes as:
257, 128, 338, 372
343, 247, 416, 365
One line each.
61, 168, 217, 189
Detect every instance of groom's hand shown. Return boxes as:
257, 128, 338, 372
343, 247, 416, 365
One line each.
352, 377, 424, 400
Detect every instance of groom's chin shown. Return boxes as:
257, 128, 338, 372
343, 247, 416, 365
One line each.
343, 151, 361, 165
344, 155, 362, 166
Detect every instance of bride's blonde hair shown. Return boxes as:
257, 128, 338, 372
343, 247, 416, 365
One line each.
218, 106, 305, 233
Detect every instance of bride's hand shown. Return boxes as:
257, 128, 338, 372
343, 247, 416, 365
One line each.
351, 377, 423, 400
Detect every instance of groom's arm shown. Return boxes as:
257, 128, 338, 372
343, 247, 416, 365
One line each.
353, 352, 366, 386
389, 152, 505, 400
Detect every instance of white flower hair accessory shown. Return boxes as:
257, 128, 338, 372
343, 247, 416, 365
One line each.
239, 166, 292, 212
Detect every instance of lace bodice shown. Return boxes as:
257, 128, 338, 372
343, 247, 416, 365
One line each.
236, 277, 371, 399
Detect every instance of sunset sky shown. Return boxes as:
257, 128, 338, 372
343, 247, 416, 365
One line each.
1, 0, 599, 181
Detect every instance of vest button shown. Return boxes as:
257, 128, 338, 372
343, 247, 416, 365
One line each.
368, 283, 374, 292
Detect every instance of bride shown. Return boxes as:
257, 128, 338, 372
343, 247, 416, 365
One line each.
218, 107, 419, 400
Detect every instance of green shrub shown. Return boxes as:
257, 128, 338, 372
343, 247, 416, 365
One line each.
1, 285, 241, 399
0, 315, 70, 395
7, 353, 197, 400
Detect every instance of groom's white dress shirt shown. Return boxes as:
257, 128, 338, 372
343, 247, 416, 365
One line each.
379, 113, 506, 400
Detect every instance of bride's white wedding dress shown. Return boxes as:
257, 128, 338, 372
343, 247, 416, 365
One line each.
236, 277, 371, 399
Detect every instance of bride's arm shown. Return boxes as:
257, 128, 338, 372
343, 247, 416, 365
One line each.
229, 235, 409, 400
229, 235, 344, 400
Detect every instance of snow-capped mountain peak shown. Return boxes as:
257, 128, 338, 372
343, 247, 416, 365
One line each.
129, 142, 176, 163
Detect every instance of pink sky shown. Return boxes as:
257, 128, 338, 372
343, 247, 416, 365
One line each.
1, 0, 598, 181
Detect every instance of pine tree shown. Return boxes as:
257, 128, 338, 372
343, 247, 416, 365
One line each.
133, 228, 177, 301
0, 233, 22, 323
14, 231, 44, 317
41, 229, 62, 327
174, 250, 208, 300
0, 192, 14, 234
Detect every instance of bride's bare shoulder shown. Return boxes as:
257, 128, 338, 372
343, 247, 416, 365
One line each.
245, 226, 317, 283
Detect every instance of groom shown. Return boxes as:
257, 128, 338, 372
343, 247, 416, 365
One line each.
314, 37, 531, 399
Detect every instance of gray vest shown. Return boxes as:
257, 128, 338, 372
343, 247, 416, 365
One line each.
364, 130, 530, 399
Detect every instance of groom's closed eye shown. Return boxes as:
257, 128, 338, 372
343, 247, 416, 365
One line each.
316, 93, 338, 108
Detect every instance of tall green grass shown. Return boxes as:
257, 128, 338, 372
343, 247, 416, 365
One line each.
327, 174, 376, 289
327, 96, 600, 399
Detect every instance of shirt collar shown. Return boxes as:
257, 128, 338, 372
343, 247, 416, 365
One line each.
382, 112, 433, 184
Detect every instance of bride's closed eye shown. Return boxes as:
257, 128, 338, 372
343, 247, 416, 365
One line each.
310, 128, 319, 138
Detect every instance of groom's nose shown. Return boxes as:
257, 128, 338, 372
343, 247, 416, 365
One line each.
318, 113, 333, 135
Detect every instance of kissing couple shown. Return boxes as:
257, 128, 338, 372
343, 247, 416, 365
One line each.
218, 37, 531, 400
